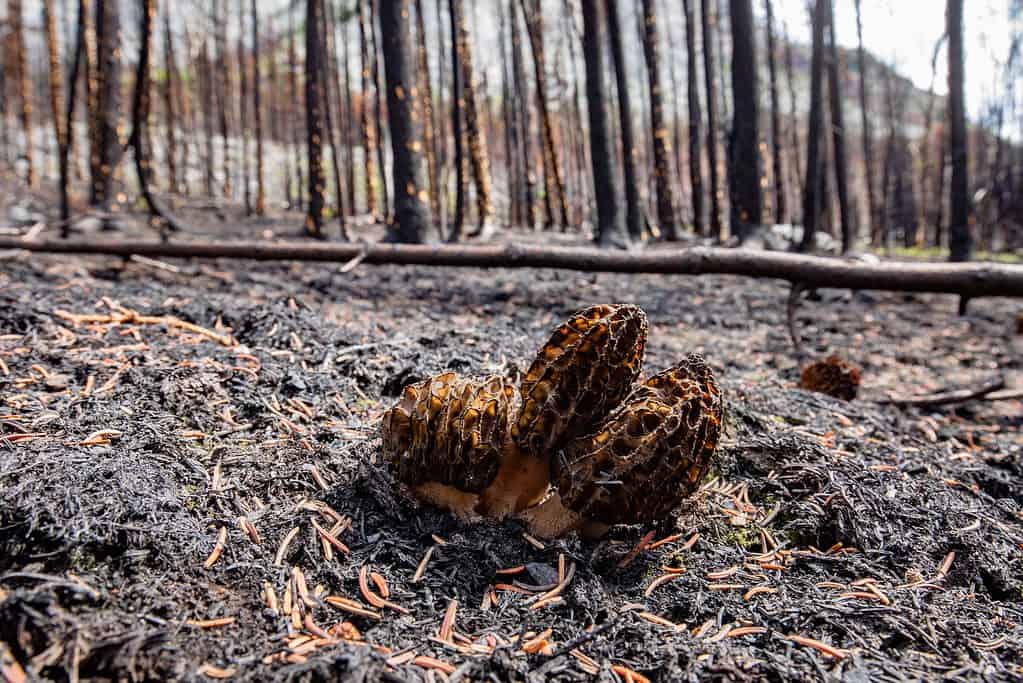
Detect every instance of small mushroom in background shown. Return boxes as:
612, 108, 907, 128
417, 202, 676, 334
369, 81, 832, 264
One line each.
379, 304, 722, 538
798, 355, 861, 401
520, 354, 724, 539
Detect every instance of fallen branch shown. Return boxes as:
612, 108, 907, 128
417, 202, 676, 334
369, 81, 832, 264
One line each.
877, 376, 1007, 408
2, 240, 1023, 297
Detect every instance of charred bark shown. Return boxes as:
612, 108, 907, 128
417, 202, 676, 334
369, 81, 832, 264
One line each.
640, 0, 679, 240
947, 0, 971, 262
305, 0, 326, 237
581, 0, 621, 246
605, 0, 642, 240
728, 0, 763, 240
380, 0, 431, 243
683, 0, 704, 235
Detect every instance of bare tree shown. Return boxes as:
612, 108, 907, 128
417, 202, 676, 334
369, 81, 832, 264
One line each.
453, 0, 492, 228
683, 0, 704, 235
305, 0, 326, 237
215, 0, 232, 198
510, 0, 536, 228
9, 0, 35, 186
358, 0, 378, 215
605, 0, 642, 239
447, 0, 468, 240
581, 0, 621, 245
728, 0, 762, 239
521, 0, 569, 229
640, 0, 679, 240
162, 8, 178, 193
764, 0, 785, 224
380, 0, 431, 242
91, 0, 120, 207
414, 0, 440, 217
238, 0, 251, 214
799, 0, 826, 252
43, 0, 67, 211
251, 0, 265, 215
825, 0, 852, 252
947, 0, 972, 262
700, 0, 723, 239
853, 0, 877, 243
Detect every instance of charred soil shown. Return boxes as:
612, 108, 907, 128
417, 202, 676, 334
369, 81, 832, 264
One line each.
2, 201, 1022, 681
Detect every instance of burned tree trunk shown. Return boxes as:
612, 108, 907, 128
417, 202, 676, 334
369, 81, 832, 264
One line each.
339, 8, 356, 218
799, 0, 826, 252
854, 0, 877, 243
9, 0, 34, 186
522, 0, 569, 229
581, 0, 621, 246
700, 0, 723, 239
605, 0, 642, 239
764, 0, 785, 224
640, 0, 679, 240
162, 9, 178, 193
453, 0, 492, 228
379, 0, 431, 243
682, 0, 704, 235
413, 0, 440, 218
728, 0, 763, 240
201, 39, 215, 197
251, 0, 265, 215
215, 0, 232, 198
370, 0, 390, 216
358, 0, 378, 216
825, 0, 852, 253
60, 0, 91, 227
91, 0, 120, 207
946, 0, 971, 262
319, 0, 349, 235
305, 0, 326, 237
510, 0, 536, 228
43, 0, 67, 212
287, 6, 304, 209
447, 0, 468, 240
238, 0, 251, 214
130, 0, 187, 235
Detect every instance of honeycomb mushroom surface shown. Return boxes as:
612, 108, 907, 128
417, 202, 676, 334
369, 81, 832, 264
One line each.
552, 354, 723, 526
798, 355, 861, 401
380, 372, 519, 494
511, 304, 648, 459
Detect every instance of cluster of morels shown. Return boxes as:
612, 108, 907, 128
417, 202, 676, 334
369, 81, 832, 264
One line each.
380, 304, 724, 538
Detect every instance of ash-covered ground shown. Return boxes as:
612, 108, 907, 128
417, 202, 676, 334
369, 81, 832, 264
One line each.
1, 206, 1022, 681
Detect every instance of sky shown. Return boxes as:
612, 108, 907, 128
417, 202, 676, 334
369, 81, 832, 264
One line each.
768, 0, 1018, 119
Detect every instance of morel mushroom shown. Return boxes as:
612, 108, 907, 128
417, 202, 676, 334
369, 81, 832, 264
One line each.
381, 304, 649, 521
798, 355, 861, 401
521, 355, 724, 539
482, 303, 648, 517
510, 303, 648, 456
381, 372, 520, 517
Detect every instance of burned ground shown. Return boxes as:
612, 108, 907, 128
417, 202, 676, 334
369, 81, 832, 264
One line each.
1, 212, 1022, 681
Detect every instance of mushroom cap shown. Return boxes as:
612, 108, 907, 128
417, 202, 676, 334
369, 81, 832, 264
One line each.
381, 372, 520, 494
511, 304, 647, 459
798, 355, 861, 401
551, 354, 723, 526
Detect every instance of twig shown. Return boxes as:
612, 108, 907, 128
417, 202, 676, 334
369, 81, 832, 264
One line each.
877, 376, 1006, 408
787, 282, 808, 359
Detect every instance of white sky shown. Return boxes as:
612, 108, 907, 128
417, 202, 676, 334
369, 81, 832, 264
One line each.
767, 0, 1017, 118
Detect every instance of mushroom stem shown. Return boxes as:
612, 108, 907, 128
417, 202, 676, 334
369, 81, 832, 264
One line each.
412, 482, 482, 520
516, 491, 585, 539
477, 441, 551, 519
